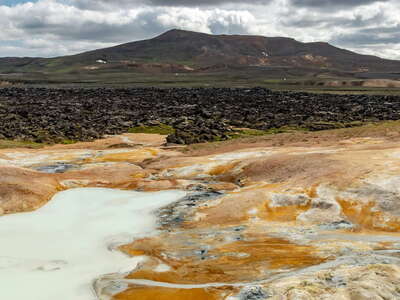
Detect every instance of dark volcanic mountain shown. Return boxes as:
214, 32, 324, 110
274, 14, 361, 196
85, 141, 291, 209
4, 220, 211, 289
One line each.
1, 29, 400, 73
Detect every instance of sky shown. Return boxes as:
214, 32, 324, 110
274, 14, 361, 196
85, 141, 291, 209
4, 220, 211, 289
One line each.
0, 0, 399, 59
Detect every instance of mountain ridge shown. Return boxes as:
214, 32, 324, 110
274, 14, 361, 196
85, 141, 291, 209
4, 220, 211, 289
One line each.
1, 29, 399, 74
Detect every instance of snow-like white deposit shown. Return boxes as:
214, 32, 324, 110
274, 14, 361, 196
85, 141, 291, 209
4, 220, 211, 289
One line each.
210, 150, 272, 161
0, 188, 186, 300
162, 150, 274, 179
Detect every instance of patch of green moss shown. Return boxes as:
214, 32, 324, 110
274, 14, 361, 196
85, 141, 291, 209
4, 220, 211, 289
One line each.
305, 121, 370, 131
0, 140, 45, 149
306, 121, 346, 130
227, 126, 308, 139
238, 128, 267, 136
60, 139, 78, 145
344, 121, 365, 128
128, 124, 175, 135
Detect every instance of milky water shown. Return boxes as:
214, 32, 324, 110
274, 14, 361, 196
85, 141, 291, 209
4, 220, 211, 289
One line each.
0, 188, 186, 300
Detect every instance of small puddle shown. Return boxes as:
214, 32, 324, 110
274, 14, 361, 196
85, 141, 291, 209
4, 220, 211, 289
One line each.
34, 163, 75, 174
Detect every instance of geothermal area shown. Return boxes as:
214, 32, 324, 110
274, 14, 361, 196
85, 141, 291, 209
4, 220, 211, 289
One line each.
2, 88, 400, 300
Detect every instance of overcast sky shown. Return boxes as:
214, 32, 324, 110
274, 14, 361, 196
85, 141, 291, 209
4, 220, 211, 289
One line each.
0, 0, 399, 59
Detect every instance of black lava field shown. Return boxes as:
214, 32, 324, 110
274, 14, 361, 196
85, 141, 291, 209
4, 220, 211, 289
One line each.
1, 87, 400, 144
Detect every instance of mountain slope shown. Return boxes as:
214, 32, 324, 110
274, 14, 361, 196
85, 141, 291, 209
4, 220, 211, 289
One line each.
1, 29, 400, 73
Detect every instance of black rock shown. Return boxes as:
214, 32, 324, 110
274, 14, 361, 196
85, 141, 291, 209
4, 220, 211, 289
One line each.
1, 87, 400, 144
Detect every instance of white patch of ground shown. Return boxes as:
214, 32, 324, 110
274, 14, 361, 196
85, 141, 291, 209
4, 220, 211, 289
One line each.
391, 151, 400, 159
366, 175, 400, 194
0, 158, 11, 165
121, 136, 133, 144
210, 150, 272, 161
3, 150, 92, 167
247, 208, 258, 215
291, 148, 341, 155
154, 263, 171, 273
162, 150, 273, 179
162, 163, 219, 178
0, 188, 186, 300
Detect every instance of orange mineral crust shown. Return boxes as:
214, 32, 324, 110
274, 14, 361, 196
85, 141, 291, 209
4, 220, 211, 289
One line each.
114, 286, 230, 300
122, 233, 326, 284
338, 198, 400, 232
3, 131, 400, 300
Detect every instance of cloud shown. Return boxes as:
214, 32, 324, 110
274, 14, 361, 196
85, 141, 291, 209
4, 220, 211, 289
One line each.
155, 8, 254, 34
290, 0, 389, 9
0, 0, 257, 56
283, 10, 385, 29
70, 0, 270, 9
0, 0, 399, 60
11, 3, 254, 41
332, 25, 400, 46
